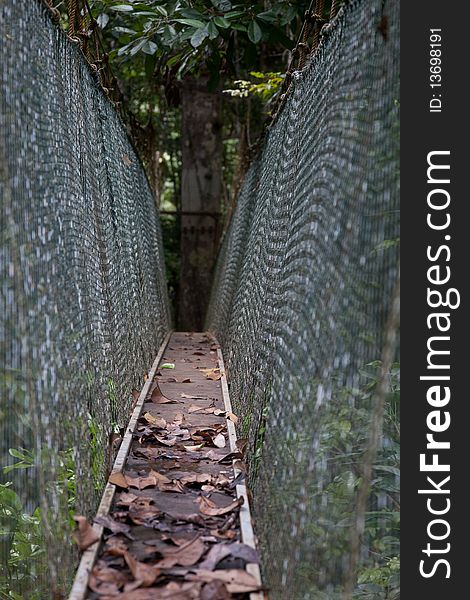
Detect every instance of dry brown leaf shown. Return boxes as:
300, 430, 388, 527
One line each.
198, 496, 243, 517
232, 459, 247, 473
198, 542, 259, 570
227, 412, 238, 424
181, 393, 207, 400
133, 447, 165, 461
200, 368, 221, 381
94, 515, 131, 536
182, 378, 192, 383
128, 503, 160, 526
153, 470, 172, 484
189, 569, 261, 593
155, 435, 177, 447
89, 575, 122, 596
104, 536, 128, 554
109, 471, 129, 489
158, 479, 186, 494
166, 377, 178, 382
89, 563, 128, 595
123, 551, 160, 590
124, 552, 160, 592
101, 581, 201, 600
212, 433, 226, 449
203, 449, 228, 461
155, 536, 206, 567
190, 425, 218, 434
143, 412, 166, 428
211, 528, 237, 540
172, 412, 186, 426
127, 470, 171, 490
183, 444, 205, 452
123, 154, 133, 166
180, 473, 213, 485
236, 438, 248, 455
214, 474, 231, 487
126, 474, 156, 490
197, 496, 217, 509
151, 385, 179, 404
131, 389, 140, 410
200, 581, 230, 600
72, 516, 100, 551
188, 403, 214, 413
116, 492, 139, 506
228, 472, 246, 489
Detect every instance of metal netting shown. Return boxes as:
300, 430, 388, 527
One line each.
0, 1, 170, 596
207, 1, 400, 598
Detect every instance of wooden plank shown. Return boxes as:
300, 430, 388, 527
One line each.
68, 331, 172, 600
70, 331, 264, 599
217, 347, 264, 600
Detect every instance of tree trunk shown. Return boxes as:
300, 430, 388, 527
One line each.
178, 80, 222, 330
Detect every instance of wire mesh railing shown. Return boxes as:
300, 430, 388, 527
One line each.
0, 1, 170, 596
207, 0, 400, 597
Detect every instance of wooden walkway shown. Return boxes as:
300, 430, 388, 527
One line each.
70, 332, 263, 600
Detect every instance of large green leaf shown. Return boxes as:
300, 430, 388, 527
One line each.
214, 16, 230, 29
208, 21, 220, 40
230, 23, 247, 32
133, 11, 161, 17
110, 4, 134, 12
96, 13, 109, 28
154, 6, 168, 17
257, 11, 278, 24
211, 0, 232, 11
174, 18, 206, 28
280, 5, 298, 26
117, 42, 133, 56
129, 37, 148, 56
247, 20, 262, 44
224, 10, 245, 19
190, 27, 209, 48
142, 40, 158, 55
113, 27, 136, 35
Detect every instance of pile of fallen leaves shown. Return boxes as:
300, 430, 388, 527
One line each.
75, 400, 260, 599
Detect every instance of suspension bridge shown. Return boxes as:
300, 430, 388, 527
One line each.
1, 0, 399, 598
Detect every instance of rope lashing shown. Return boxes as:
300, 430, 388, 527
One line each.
43, 0, 61, 22
66, 0, 78, 39
312, 0, 326, 50
330, 0, 340, 20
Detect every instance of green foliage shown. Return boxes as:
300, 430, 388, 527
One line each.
223, 71, 284, 109
87, 413, 105, 489
0, 483, 45, 599
91, 0, 301, 84
354, 361, 400, 598
268, 360, 400, 597
78, 2, 310, 297
0, 448, 77, 597
2, 449, 34, 475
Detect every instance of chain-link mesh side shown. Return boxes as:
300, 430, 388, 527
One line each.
207, 1, 400, 597
0, 1, 170, 595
